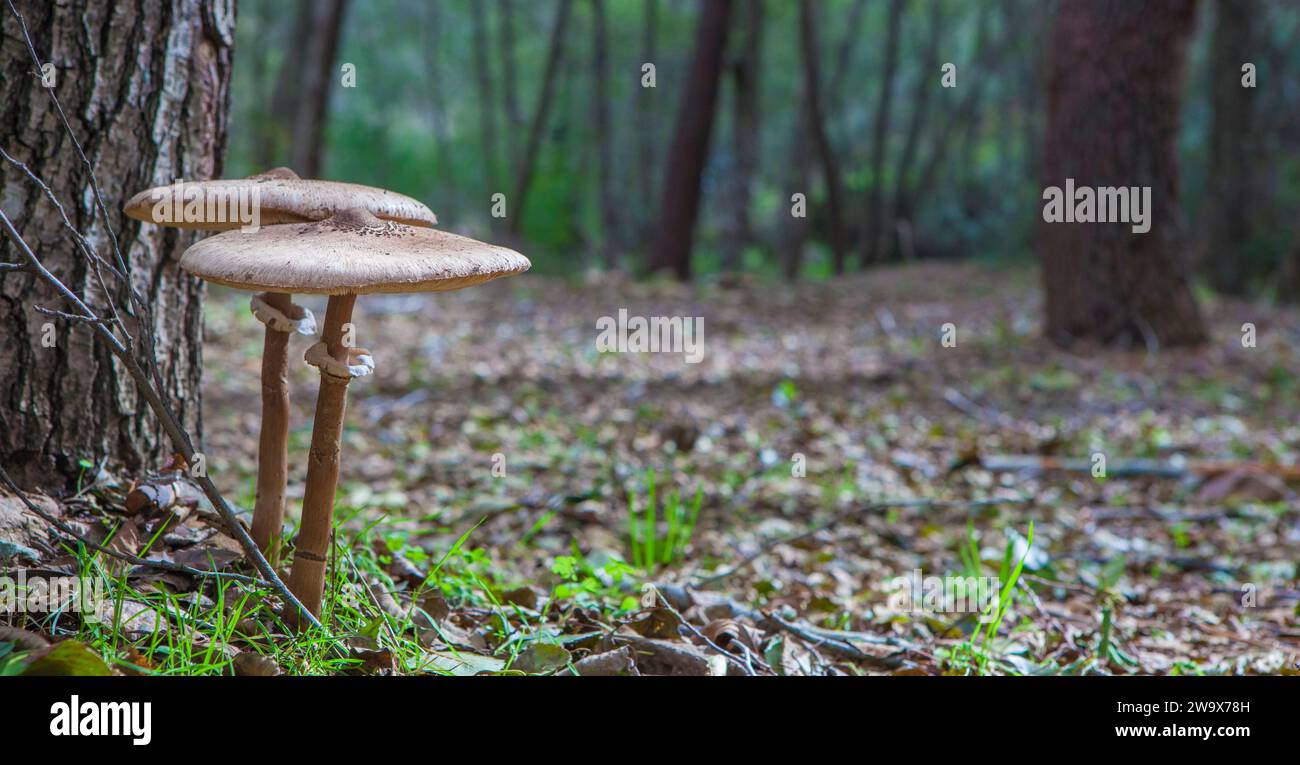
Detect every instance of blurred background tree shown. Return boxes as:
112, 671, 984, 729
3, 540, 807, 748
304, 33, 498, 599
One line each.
220, 0, 1300, 300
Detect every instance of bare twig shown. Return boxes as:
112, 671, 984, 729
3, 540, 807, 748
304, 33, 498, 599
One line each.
0, 145, 127, 282
652, 589, 764, 676
0, 144, 129, 333
759, 611, 907, 670
33, 305, 110, 325
1021, 573, 1098, 596
973, 454, 1300, 482
942, 387, 1016, 428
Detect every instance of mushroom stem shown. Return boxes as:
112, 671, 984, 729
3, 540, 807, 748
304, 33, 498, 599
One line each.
288, 293, 357, 618
250, 292, 295, 565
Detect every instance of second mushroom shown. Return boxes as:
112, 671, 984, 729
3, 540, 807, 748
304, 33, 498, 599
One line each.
179, 208, 530, 617
128, 168, 437, 565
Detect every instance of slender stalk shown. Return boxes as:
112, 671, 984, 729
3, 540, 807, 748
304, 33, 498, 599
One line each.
250, 292, 295, 565
288, 293, 357, 618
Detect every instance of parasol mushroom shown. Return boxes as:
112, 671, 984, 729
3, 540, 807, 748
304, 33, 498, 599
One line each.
126, 169, 437, 564
178, 208, 530, 616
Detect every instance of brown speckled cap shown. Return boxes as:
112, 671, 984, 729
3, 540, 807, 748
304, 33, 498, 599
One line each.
179, 208, 530, 294
123, 167, 438, 230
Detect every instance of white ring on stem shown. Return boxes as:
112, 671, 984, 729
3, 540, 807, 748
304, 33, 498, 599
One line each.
250, 293, 317, 335
304, 341, 374, 379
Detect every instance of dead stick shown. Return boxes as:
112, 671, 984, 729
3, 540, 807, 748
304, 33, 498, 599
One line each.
976, 454, 1300, 481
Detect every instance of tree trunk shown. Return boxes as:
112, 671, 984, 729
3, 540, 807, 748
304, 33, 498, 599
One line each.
288, 0, 348, 178
500, 0, 524, 171
912, 2, 1004, 221
1204, 0, 1259, 295
861, 0, 905, 266
510, 0, 574, 236
420, 0, 456, 218
1280, 241, 1300, 303
798, 0, 846, 275
889, 0, 944, 260
593, 0, 618, 268
1039, 0, 1207, 348
0, 0, 234, 490
637, 0, 659, 253
251, 0, 279, 170
471, 0, 501, 191
781, 109, 811, 281
721, 0, 762, 273
828, 0, 869, 112
649, 0, 734, 281
1019, 0, 1048, 188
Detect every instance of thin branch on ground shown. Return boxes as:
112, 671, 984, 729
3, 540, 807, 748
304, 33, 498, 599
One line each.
652, 588, 765, 676
759, 611, 907, 670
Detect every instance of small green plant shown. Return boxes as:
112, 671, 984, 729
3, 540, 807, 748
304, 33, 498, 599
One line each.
1089, 556, 1138, 672
626, 469, 702, 573
947, 520, 1035, 675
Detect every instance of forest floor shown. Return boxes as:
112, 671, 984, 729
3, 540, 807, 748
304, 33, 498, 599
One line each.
4, 261, 1298, 675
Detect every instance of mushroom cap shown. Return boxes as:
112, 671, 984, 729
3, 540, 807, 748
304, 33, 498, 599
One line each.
122, 168, 438, 230
179, 208, 530, 295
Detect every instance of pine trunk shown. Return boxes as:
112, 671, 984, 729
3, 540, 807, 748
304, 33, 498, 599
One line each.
0, 0, 234, 490
1039, 0, 1207, 348
649, 0, 733, 280
1204, 0, 1259, 295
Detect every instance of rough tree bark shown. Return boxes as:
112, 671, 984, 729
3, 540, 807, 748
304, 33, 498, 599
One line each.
1204, 0, 1259, 295
649, 0, 734, 281
288, 0, 348, 178
1039, 0, 1207, 348
0, 0, 234, 490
